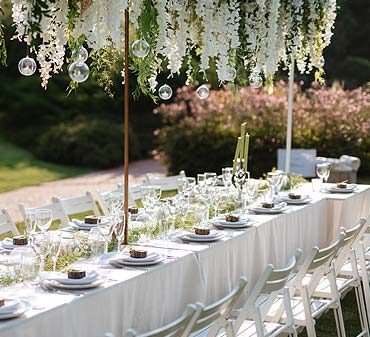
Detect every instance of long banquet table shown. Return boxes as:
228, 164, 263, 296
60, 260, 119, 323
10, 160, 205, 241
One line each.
1, 184, 369, 337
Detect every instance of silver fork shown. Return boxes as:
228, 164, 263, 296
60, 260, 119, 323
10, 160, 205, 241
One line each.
40, 281, 84, 297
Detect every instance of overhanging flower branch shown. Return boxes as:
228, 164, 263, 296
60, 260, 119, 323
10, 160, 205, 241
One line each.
3, 0, 337, 99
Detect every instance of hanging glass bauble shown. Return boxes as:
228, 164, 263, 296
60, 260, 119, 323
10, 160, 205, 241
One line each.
72, 46, 88, 63
18, 56, 37, 76
158, 84, 173, 100
196, 85, 210, 99
225, 66, 237, 81
318, 56, 325, 68
68, 62, 90, 83
249, 73, 263, 88
131, 39, 150, 58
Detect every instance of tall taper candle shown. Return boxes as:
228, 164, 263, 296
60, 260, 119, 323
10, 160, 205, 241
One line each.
233, 137, 241, 173
244, 133, 250, 170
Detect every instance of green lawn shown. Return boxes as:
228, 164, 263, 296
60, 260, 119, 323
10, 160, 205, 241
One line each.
0, 138, 90, 193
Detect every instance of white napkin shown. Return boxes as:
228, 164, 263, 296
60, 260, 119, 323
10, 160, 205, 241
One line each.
119, 252, 159, 263
70, 219, 97, 228
186, 230, 221, 239
1, 238, 29, 250
0, 299, 21, 314
51, 270, 99, 285
212, 216, 250, 226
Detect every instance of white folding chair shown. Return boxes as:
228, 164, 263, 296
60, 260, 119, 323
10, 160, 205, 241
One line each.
122, 304, 202, 337
129, 184, 145, 205
184, 277, 248, 337
96, 184, 124, 216
19, 201, 70, 228
0, 209, 19, 236
231, 250, 302, 337
145, 173, 185, 192
53, 192, 101, 223
273, 234, 346, 337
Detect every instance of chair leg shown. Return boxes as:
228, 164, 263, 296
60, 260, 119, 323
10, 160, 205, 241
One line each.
334, 303, 347, 337
358, 242, 370, 326
301, 286, 317, 337
355, 284, 370, 336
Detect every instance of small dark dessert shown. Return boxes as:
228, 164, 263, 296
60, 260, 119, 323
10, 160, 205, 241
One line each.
67, 269, 86, 279
128, 207, 139, 215
12, 235, 28, 246
194, 227, 210, 235
129, 248, 147, 259
84, 215, 100, 224
225, 215, 240, 222
288, 193, 302, 200
337, 182, 348, 189
261, 202, 275, 209
0, 298, 4, 307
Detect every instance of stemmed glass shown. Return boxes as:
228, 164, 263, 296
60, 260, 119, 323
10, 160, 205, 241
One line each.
246, 179, 259, 206
32, 233, 52, 273
49, 232, 62, 272
35, 209, 53, 233
98, 220, 114, 254
266, 172, 282, 198
185, 177, 196, 193
24, 211, 36, 240
114, 214, 128, 253
205, 172, 217, 188
197, 174, 206, 193
316, 163, 330, 191
222, 167, 233, 189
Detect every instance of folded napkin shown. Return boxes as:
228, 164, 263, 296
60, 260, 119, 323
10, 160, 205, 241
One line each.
51, 270, 99, 285
1, 238, 30, 250
119, 252, 159, 263
251, 202, 287, 212
212, 216, 250, 226
186, 230, 221, 239
0, 299, 21, 314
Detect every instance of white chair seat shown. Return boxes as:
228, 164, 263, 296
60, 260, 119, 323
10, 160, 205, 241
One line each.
301, 274, 353, 298
338, 259, 370, 277
266, 296, 328, 326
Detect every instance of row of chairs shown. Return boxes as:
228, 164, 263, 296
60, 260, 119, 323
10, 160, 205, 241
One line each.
106, 217, 370, 337
0, 173, 186, 236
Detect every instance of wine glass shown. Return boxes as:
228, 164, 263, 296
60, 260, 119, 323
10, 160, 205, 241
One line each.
266, 172, 281, 198
185, 177, 196, 193
222, 167, 233, 188
107, 192, 123, 216
32, 233, 52, 273
246, 178, 259, 205
35, 209, 53, 233
88, 228, 105, 260
24, 211, 36, 239
150, 185, 162, 204
49, 232, 62, 272
205, 172, 217, 187
98, 220, 114, 254
20, 248, 38, 286
197, 174, 206, 191
114, 214, 128, 253
316, 163, 330, 191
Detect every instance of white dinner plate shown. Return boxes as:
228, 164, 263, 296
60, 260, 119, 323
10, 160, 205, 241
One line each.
44, 278, 104, 290
0, 301, 30, 320
120, 252, 159, 263
1, 238, 30, 250
249, 204, 289, 214
326, 185, 357, 193
186, 230, 220, 239
211, 216, 252, 226
180, 232, 224, 242
214, 222, 254, 229
109, 255, 165, 267
51, 271, 99, 285
279, 195, 312, 205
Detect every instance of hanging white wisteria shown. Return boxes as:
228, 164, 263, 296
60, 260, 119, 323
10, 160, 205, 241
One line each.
0, 0, 337, 97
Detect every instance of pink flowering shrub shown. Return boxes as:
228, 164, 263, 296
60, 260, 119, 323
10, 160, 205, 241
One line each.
155, 81, 370, 177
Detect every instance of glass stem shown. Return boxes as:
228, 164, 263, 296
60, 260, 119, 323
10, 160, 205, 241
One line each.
39, 257, 45, 274
104, 240, 109, 254
52, 258, 57, 272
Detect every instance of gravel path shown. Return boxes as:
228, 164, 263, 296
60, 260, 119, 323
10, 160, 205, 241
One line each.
0, 159, 167, 223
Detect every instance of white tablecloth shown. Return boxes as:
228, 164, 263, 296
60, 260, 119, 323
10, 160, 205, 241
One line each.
0, 184, 369, 337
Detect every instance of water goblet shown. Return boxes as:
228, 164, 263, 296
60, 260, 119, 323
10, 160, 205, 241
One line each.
185, 177, 196, 193
205, 172, 217, 187
49, 232, 62, 272
88, 227, 105, 260
98, 220, 113, 254
31, 233, 52, 273
114, 214, 129, 253
35, 209, 53, 233
24, 211, 36, 239
197, 174, 206, 192
222, 167, 233, 188
20, 248, 38, 285
316, 163, 330, 191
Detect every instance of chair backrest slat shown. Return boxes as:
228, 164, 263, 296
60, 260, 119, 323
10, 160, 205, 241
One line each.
0, 209, 19, 236
19, 201, 70, 228
125, 304, 201, 337
96, 185, 124, 216
145, 173, 185, 191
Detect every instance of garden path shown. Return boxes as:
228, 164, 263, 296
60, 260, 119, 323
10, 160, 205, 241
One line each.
0, 159, 166, 223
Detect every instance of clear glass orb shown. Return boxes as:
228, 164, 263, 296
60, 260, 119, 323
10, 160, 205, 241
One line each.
68, 62, 90, 83
249, 73, 263, 88
72, 46, 88, 62
225, 66, 237, 81
18, 56, 37, 76
158, 84, 173, 100
196, 84, 210, 99
131, 39, 150, 58
318, 56, 325, 68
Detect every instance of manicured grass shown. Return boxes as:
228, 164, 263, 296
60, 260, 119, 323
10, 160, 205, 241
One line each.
0, 138, 90, 193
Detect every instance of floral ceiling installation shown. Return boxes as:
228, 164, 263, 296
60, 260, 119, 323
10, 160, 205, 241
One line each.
0, 0, 337, 97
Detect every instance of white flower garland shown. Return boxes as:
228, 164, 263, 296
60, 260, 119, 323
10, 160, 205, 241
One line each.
6, 0, 337, 92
